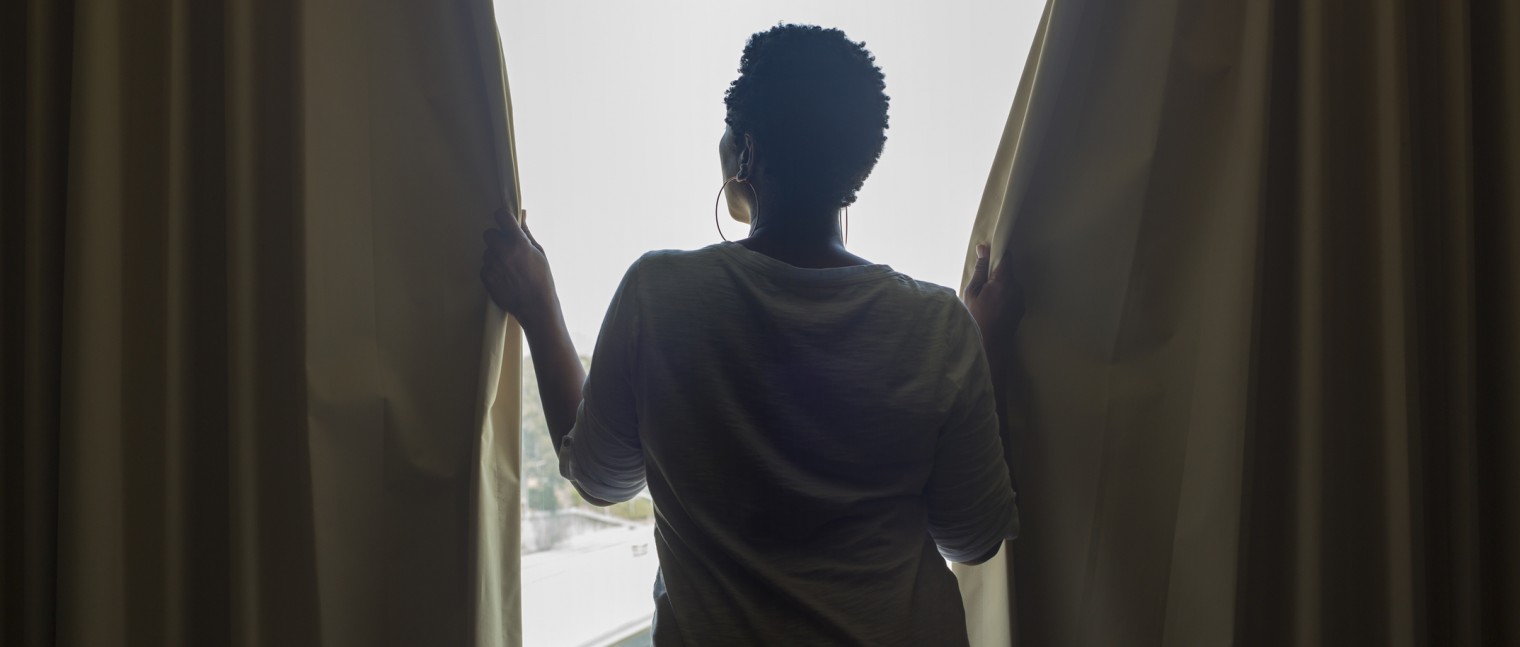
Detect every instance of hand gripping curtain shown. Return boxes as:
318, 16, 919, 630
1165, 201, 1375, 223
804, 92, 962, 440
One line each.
959, 0, 1519, 645
2, 0, 526, 645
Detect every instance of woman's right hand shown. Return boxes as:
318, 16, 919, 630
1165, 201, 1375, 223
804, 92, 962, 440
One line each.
481, 208, 557, 331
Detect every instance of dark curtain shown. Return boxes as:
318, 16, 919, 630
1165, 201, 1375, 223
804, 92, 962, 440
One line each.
1, 0, 524, 645
961, 0, 1520, 644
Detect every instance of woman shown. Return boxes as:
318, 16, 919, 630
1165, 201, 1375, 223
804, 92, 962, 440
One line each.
481, 24, 1019, 646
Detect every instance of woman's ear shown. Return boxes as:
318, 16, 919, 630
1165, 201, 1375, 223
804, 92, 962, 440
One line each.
740, 133, 757, 175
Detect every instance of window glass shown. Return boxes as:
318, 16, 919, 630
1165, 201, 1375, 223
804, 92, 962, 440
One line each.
493, 3, 1040, 644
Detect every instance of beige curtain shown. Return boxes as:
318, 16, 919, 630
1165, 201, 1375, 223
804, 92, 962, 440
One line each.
2, 0, 524, 645
960, 0, 1520, 645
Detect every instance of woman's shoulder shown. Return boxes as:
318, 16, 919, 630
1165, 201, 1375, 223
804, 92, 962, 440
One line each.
626, 244, 966, 317
879, 270, 963, 307
620, 245, 727, 282
880, 273, 980, 333
632, 245, 724, 267
607, 246, 733, 300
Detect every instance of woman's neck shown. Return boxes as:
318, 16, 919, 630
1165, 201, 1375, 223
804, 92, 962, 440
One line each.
738, 205, 869, 269
747, 200, 840, 242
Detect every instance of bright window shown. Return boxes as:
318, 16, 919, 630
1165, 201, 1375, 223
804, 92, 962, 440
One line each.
492, 2, 1041, 644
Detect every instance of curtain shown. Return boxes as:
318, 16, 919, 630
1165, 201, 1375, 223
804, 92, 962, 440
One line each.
960, 0, 1519, 645
950, 8, 1054, 642
1, 0, 524, 645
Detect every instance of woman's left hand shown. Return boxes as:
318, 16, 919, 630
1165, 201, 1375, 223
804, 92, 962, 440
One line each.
963, 243, 1022, 360
481, 208, 556, 329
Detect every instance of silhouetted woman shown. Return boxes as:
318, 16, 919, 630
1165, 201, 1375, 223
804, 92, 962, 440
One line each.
481, 24, 1018, 646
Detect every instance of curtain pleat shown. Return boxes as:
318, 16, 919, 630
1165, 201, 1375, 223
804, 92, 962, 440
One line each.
2, 0, 524, 645
460, 2, 527, 643
962, 0, 1520, 645
950, 7, 1055, 643
2, 1, 73, 645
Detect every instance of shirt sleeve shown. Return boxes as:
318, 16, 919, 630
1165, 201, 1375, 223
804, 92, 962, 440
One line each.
558, 258, 646, 504
925, 305, 1020, 563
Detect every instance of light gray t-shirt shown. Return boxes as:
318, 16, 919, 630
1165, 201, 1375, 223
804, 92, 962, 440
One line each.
559, 241, 1018, 646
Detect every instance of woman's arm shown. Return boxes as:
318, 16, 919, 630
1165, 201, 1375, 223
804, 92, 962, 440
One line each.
924, 308, 1020, 563
479, 208, 584, 451
520, 299, 585, 452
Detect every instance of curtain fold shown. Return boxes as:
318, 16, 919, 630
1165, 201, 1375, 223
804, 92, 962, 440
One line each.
461, 2, 527, 643
2, 0, 524, 645
962, 0, 1519, 645
950, 7, 1054, 643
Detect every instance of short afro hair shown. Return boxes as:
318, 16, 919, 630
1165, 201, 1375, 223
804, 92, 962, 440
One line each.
724, 24, 889, 209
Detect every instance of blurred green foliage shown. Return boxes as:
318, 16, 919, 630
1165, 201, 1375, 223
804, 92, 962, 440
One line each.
520, 355, 653, 521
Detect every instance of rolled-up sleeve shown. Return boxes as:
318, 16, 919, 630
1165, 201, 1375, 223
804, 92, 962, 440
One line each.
925, 309, 1019, 563
558, 259, 646, 504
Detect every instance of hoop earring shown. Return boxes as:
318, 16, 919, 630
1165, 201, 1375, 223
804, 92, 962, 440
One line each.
714, 175, 759, 242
